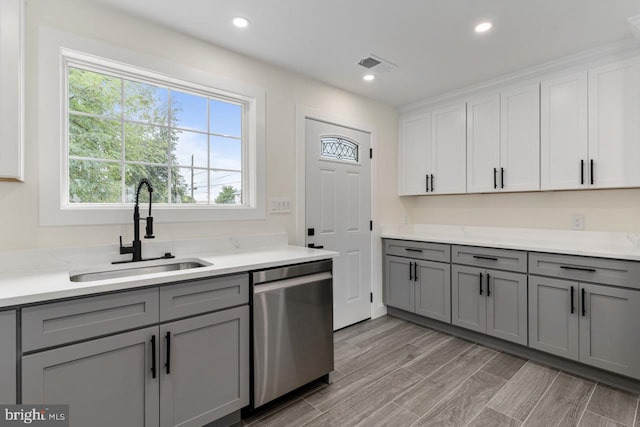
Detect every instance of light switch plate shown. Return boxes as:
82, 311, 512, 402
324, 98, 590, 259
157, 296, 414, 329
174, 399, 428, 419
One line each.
270, 197, 291, 214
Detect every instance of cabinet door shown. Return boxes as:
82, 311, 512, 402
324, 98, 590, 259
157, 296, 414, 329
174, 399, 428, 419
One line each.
160, 306, 249, 427
588, 58, 640, 189
528, 276, 579, 360
399, 113, 431, 195
384, 256, 414, 312
467, 94, 500, 193
22, 327, 159, 427
451, 265, 485, 333
415, 260, 451, 323
540, 71, 588, 190
0, 0, 24, 181
501, 83, 540, 192
431, 103, 467, 194
486, 270, 527, 345
0, 310, 16, 404
579, 283, 640, 379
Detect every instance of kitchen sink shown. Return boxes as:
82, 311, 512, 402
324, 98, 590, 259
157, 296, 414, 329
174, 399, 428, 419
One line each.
69, 259, 210, 282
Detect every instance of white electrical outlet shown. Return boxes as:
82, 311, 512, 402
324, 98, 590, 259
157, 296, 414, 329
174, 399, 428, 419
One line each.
269, 197, 291, 214
571, 214, 584, 231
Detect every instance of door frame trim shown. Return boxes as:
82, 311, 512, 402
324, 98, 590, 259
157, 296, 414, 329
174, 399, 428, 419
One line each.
295, 105, 384, 320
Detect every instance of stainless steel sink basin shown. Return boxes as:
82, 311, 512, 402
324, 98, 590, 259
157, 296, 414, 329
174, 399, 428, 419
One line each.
69, 260, 209, 282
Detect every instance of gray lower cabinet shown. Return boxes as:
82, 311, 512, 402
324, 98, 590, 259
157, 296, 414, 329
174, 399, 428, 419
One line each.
530, 276, 640, 379
415, 260, 451, 323
385, 255, 450, 322
22, 326, 159, 427
452, 265, 527, 345
0, 310, 16, 404
159, 306, 249, 427
385, 255, 414, 312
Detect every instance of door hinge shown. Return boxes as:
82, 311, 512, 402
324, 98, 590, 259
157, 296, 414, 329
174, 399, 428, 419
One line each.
369, 148, 373, 159
369, 220, 373, 231
370, 292, 373, 303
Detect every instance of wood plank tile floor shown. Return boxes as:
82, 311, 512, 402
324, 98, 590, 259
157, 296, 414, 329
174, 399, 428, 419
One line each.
243, 316, 639, 427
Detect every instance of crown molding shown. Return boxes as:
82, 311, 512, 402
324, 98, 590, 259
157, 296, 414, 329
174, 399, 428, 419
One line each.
399, 37, 640, 115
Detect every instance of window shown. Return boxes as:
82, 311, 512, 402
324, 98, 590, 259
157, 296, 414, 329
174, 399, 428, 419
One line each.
38, 28, 265, 226
320, 136, 359, 163
67, 63, 244, 206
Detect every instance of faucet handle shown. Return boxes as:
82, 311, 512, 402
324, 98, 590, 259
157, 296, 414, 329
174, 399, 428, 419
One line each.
145, 217, 155, 239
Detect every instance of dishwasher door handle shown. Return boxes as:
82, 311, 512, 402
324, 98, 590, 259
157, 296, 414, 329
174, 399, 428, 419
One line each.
253, 272, 332, 294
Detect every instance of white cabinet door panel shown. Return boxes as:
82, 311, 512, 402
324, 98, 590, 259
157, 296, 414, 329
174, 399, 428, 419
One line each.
588, 58, 640, 189
501, 84, 540, 192
399, 113, 430, 195
541, 71, 588, 190
431, 103, 467, 194
467, 94, 500, 193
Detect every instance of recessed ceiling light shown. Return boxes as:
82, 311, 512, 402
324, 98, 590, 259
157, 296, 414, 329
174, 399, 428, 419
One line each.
475, 22, 493, 33
232, 17, 250, 28
363, 74, 375, 82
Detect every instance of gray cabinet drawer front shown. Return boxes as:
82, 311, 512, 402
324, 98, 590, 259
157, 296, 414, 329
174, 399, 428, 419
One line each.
384, 239, 450, 262
452, 245, 527, 273
22, 288, 159, 352
529, 253, 640, 288
159, 274, 249, 321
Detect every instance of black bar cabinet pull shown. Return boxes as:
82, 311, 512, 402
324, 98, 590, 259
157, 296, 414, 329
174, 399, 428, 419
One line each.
479, 272, 483, 295
590, 159, 594, 185
405, 248, 423, 253
430, 174, 434, 192
493, 168, 497, 189
487, 273, 491, 296
409, 262, 413, 281
581, 288, 586, 316
413, 263, 418, 281
165, 331, 171, 375
473, 255, 498, 261
580, 160, 584, 185
570, 286, 575, 314
560, 265, 596, 273
425, 175, 429, 192
501, 168, 504, 189
151, 335, 157, 379
307, 243, 324, 249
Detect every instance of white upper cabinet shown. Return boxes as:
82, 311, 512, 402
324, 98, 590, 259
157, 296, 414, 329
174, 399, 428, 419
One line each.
500, 84, 540, 192
430, 103, 467, 194
399, 113, 431, 195
467, 84, 540, 193
467, 94, 500, 193
540, 71, 588, 190
588, 57, 640, 189
398, 103, 466, 195
0, 0, 24, 182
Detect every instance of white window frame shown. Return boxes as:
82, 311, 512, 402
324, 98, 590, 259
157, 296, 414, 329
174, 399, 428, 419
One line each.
38, 27, 265, 226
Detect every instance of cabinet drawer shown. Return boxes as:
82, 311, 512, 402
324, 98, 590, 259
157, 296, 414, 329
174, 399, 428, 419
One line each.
159, 274, 249, 321
22, 288, 159, 352
452, 245, 527, 273
384, 239, 450, 262
529, 252, 640, 288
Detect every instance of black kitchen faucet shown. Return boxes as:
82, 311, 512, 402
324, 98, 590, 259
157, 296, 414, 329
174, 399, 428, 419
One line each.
115, 178, 156, 263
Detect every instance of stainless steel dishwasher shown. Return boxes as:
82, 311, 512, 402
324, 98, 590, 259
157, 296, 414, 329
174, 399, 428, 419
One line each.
252, 260, 333, 408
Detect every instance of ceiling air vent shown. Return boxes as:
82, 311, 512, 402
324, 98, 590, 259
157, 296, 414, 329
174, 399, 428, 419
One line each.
357, 55, 398, 74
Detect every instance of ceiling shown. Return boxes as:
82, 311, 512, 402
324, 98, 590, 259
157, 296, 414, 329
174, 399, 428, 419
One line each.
90, 0, 640, 108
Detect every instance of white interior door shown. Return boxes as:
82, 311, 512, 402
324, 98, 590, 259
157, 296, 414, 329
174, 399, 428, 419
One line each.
305, 118, 371, 330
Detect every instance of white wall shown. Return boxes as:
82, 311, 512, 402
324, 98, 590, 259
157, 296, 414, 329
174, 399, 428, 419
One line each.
0, 0, 400, 251
405, 189, 640, 232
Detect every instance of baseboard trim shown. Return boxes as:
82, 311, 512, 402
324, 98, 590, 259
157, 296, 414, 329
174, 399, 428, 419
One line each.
387, 307, 640, 394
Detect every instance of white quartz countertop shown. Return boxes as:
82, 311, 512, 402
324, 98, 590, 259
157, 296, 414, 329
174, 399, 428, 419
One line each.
381, 224, 640, 261
0, 233, 337, 308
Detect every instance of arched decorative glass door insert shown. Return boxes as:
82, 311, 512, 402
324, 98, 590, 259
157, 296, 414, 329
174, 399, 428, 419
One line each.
320, 136, 359, 163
